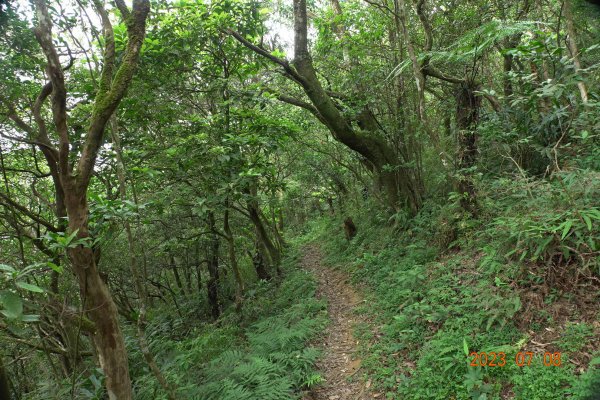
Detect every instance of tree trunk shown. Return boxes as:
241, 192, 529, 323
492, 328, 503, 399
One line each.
563, 0, 588, 103
248, 204, 281, 268
195, 242, 203, 294
0, 355, 11, 400
259, 208, 286, 251
247, 181, 281, 270
223, 205, 243, 310
230, 0, 423, 213
26, 1, 150, 397
183, 253, 193, 295
65, 190, 132, 400
503, 52, 514, 97
206, 212, 220, 320
169, 255, 184, 294
278, 208, 284, 232
251, 240, 272, 281
455, 83, 481, 216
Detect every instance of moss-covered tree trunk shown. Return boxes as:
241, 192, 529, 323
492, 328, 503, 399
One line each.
30, 1, 151, 398
290, 0, 421, 211
223, 203, 244, 310
231, 0, 423, 213
64, 189, 133, 400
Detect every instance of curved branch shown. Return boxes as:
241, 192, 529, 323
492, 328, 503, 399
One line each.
416, 0, 432, 52
0, 132, 58, 154
422, 65, 465, 84
226, 29, 306, 86
92, 0, 116, 97
276, 94, 328, 125
32, 82, 59, 163
1, 98, 35, 136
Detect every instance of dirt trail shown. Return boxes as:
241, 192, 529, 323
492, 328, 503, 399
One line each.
302, 245, 373, 400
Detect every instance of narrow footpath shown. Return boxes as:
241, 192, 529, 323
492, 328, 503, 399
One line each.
301, 245, 374, 400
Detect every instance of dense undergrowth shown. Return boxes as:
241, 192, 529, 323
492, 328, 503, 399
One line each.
133, 253, 327, 400
37, 250, 327, 400
299, 171, 600, 400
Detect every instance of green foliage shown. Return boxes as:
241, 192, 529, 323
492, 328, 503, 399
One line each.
390, 20, 540, 79
485, 171, 599, 275
131, 257, 327, 400
1, 0, 599, 398
559, 323, 596, 353
0, 262, 45, 322
570, 356, 600, 400
511, 358, 576, 399
306, 178, 599, 399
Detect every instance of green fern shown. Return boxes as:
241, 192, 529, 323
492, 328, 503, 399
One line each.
389, 20, 540, 79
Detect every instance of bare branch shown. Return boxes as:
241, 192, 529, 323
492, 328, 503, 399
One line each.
422, 65, 465, 84
362, 0, 399, 17
32, 82, 59, 163
226, 29, 306, 86
277, 94, 328, 125
0, 132, 57, 154
1, 168, 51, 178
0, 192, 58, 232
482, 93, 501, 112
416, 0, 432, 52
0, 98, 36, 136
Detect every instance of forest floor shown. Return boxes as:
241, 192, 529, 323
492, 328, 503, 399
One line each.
301, 244, 375, 400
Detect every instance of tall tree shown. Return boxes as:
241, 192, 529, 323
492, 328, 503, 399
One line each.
230, 0, 424, 213
1, 1, 150, 397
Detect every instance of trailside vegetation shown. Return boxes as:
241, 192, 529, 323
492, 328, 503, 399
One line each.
0, 0, 598, 399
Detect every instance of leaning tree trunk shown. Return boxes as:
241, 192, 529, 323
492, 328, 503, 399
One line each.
563, 0, 588, 104
247, 180, 281, 270
230, 0, 423, 213
248, 203, 281, 272
251, 239, 272, 281
455, 83, 481, 216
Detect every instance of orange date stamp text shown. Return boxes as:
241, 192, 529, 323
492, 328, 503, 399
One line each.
469, 351, 562, 367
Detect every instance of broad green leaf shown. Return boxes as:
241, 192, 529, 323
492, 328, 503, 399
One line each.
47, 262, 63, 273
0, 264, 15, 273
580, 130, 589, 139
16, 281, 44, 293
64, 229, 79, 247
21, 314, 40, 322
0, 292, 23, 319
